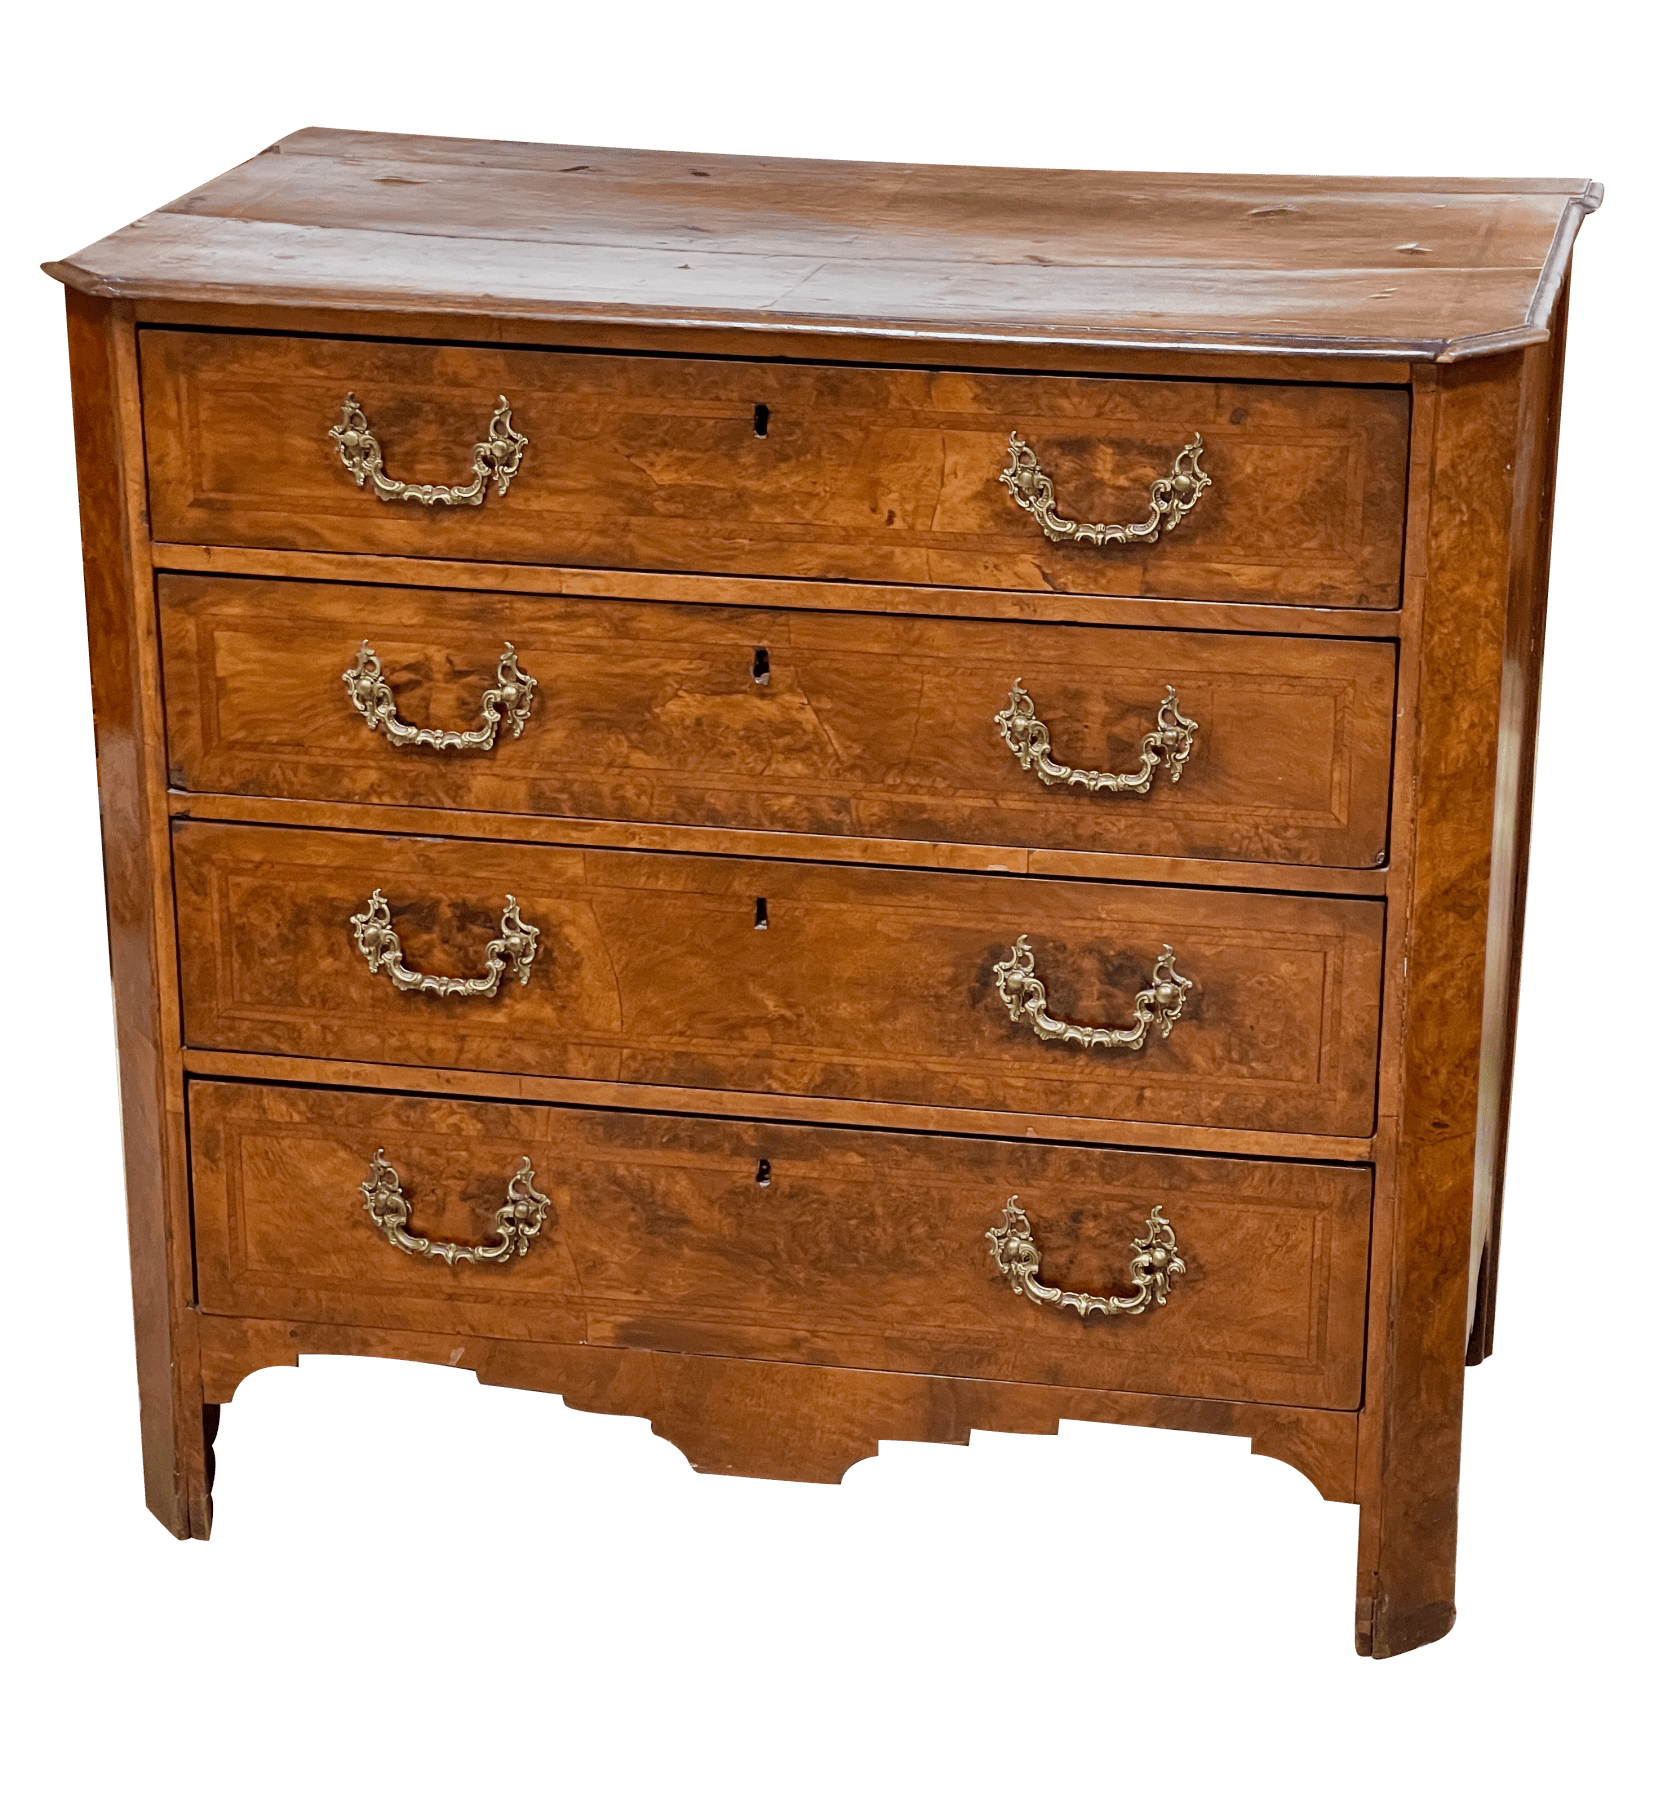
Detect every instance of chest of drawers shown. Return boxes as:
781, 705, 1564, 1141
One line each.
47, 131, 1598, 1656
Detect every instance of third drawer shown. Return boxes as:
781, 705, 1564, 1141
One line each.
174, 820, 1384, 1137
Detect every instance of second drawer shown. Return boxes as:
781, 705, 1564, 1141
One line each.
174, 821, 1384, 1136
161, 575, 1398, 868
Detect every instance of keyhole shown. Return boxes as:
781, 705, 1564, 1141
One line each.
753, 403, 770, 438
752, 646, 770, 686
755, 1158, 772, 1187
754, 897, 769, 930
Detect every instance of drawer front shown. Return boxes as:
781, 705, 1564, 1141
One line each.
141, 331, 1410, 608
161, 575, 1397, 868
174, 822, 1383, 1136
188, 1079, 1372, 1410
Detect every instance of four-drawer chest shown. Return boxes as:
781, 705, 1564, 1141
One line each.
47, 131, 1599, 1655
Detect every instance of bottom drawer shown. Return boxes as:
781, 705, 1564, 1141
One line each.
188, 1080, 1372, 1410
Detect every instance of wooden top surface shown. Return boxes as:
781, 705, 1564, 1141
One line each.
46, 128, 1600, 363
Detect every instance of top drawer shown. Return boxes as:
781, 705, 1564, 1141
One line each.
139, 332, 1411, 608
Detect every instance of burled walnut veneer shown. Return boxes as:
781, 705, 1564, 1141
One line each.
48, 130, 1598, 1656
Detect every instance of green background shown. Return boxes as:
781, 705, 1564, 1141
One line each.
6, 3, 1655, 1785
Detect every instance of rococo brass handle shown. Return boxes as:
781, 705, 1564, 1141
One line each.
995, 679, 1197, 794
987, 1197, 1184, 1318
329, 393, 528, 506
342, 641, 538, 750
349, 890, 540, 997
999, 432, 1210, 545
361, 1149, 552, 1267
993, 935, 1191, 1050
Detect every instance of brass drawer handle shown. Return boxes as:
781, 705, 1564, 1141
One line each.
329, 393, 528, 507
987, 1197, 1183, 1317
995, 679, 1197, 794
350, 890, 540, 997
999, 432, 1209, 545
343, 641, 538, 750
993, 935, 1191, 1050
361, 1149, 551, 1267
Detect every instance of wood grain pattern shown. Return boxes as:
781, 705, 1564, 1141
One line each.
152, 541, 1410, 638
196, 1313, 1361, 1501
139, 329, 1411, 607
180, 1047, 1377, 1165
51, 134, 1596, 1653
168, 791, 1392, 899
173, 820, 1385, 1137
131, 297, 1420, 388
1469, 285, 1571, 1364
1353, 354, 1525, 1659
64, 292, 210, 1539
189, 1079, 1372, 1410
160, 574, 1397, 868
47, 129, 1598, 362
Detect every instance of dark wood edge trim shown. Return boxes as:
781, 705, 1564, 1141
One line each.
164, 791, 1393, 897
194, 1312, 1361, 1500
44, 258, 1598, 371
42, 258, 1450, 363
1434, 326, 1552, 364
1525, 187, 1603, 332
179, 1048, 1380, 1165
151, 544, 1407, 638
1434, 188, 1600, 363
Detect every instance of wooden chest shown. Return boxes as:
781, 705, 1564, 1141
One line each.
47, 130, 1598, 1656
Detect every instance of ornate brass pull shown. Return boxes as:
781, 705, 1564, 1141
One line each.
999, 432, 1209, 545
342, 641, 538, 750
993, 935, 1191, 1050
987, 1197, 1183, 1317
996, 680, 1197, 794
329, 393, 528, 506
349, 891, 540, 997
361, 1149, 551, 1267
